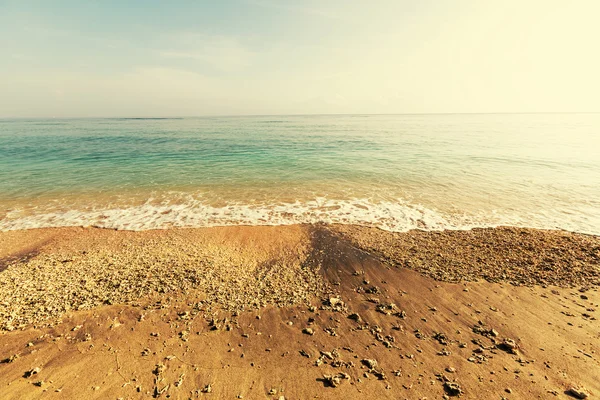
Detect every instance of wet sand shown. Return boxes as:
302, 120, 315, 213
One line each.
0, 224, 598, 399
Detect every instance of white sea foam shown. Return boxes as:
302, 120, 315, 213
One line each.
2, 197, 594, 234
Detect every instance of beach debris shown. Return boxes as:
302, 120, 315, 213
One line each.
153, 384, 169, 397
567, 386, 590, 399
299, 349, 310, 358
201, 384, 212, 393
177, 311, 190, 320
174, 374, 185, 387
153, 364, 166, 376
178, 330, 189, 341
1, 354, 19, 364
109, 319, 122, 329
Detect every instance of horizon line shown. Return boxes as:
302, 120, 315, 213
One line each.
1, 111, 600, 120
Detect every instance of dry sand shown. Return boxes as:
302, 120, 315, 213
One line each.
0, 224, 599, 399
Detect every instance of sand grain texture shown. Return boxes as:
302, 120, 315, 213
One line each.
0, 225, 599, 399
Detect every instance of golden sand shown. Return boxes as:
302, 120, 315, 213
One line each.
0, 224, 598, 399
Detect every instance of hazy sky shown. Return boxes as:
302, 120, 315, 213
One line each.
1, 0, 599, 117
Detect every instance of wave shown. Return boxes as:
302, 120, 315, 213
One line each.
3, 197, 594, 234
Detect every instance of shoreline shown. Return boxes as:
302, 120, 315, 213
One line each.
2, 221, 600, 236
0, 224, 598, 398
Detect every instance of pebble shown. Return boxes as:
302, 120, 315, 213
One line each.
23, 367, 41, 378
567, 386, 590, 399
443, 382, 463, 396
302, 328, 314, 336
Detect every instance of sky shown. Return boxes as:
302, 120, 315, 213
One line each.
1, 0, 599, 117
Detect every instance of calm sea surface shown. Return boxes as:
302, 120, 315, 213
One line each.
1, 114, 599, 233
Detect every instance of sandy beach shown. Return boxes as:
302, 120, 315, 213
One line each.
0, 224, 598, 399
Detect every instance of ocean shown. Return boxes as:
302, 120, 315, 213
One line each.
1, 113, 599, 234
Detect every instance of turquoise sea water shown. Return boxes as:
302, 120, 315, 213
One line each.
1, 114, 599, 233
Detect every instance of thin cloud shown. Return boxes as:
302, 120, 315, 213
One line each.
244, 0, 356, 22
157, 33, 255, 72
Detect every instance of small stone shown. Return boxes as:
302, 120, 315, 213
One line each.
302, 328, 314, 336
178, 311, 190, 320
1, 354, 18, 364
23, 367, 41, 378
348, 313, 362, 323
328, 297, 343, 307
323, 372, 350, 388
153, 364, 166, 376
567, 386, 589, 399
444, 381, 463, 396
361, 359, 378, 370
499, 338, 518, 354
299, 349, 310, 358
